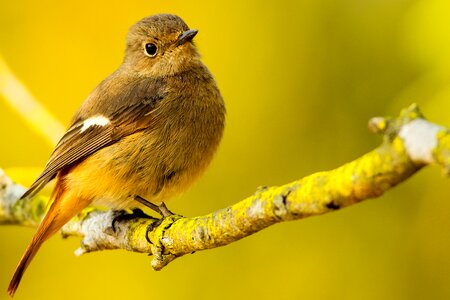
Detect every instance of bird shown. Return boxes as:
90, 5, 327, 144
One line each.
8, 13, 226, 296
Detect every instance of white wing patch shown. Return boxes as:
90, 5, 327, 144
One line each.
80, 115, 111, 133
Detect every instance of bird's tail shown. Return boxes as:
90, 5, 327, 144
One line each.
8, 180, 74, 297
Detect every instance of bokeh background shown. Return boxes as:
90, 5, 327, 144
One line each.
1, 0, 450, 299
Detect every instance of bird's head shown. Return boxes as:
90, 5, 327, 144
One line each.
123, 14, 201, 77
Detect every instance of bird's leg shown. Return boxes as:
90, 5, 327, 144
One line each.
111, 208, 156, 232
134, 195, 174, 217
134, 195, 176, 244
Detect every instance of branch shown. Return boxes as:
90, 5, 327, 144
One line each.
1, 104, 449, 270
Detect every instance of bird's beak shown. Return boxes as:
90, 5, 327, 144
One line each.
176, 29, 198, 46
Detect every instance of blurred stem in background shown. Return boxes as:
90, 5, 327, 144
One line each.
0, 55, 64, 147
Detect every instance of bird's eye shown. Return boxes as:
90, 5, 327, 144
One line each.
145, 43, 158, 57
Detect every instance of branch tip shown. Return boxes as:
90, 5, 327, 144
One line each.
368, 117, 388, 134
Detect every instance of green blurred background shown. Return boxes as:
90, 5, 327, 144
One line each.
1, 0, 450, 299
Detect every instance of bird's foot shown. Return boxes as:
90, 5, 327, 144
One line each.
111, 208, 156, 232
134, 196, 177, 244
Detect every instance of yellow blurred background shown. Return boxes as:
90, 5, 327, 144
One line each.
1, 0, 450, 299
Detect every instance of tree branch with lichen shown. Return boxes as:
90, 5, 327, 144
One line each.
1, 104, 449, 270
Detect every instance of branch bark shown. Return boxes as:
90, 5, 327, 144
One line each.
1, 104, 449, 270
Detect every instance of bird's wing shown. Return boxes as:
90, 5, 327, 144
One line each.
21, 76, 167, 199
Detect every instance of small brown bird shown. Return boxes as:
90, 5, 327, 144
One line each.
8, 14, 225, 296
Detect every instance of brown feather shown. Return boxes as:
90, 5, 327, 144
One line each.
20, 75, 166, 201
